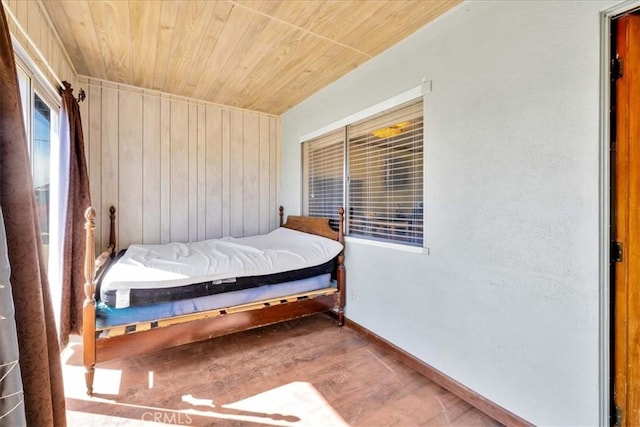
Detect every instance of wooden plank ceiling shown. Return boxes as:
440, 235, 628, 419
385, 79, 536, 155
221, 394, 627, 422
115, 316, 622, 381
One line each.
43, 0, 461, 115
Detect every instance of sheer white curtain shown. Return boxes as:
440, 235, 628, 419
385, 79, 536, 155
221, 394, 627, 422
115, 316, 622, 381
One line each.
0, 207, 27, 425
48, 97, 69, 336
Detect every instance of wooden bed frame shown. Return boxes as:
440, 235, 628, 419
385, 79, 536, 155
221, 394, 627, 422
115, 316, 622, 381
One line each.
82, 206, 345, 396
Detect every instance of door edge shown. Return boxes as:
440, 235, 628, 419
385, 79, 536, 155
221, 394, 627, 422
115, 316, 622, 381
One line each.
601, 3, 640, 425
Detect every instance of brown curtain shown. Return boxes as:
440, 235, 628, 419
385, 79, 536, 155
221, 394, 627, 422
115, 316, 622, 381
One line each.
58, 81, 91, 348
0, 6, 66, 427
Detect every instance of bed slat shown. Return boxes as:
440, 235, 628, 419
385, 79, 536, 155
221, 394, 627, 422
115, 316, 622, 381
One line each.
95, 294, 337, 363
98, 287, 338, 337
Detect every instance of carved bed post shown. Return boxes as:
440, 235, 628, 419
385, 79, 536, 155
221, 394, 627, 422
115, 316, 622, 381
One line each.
337, 207, 346, 326
279, 206, 284, 227
109, 205, 116, 253
83, 207, 97, 395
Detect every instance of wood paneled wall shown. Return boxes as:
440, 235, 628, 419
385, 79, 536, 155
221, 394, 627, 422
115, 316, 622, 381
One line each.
79, 77, 280, 250
3, 0, 77, 90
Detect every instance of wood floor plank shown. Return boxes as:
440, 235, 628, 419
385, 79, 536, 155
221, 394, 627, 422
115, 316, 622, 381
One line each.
63, 315, 502, 426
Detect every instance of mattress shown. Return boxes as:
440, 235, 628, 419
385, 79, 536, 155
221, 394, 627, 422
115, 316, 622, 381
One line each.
96, 273, 333, 328
100, 227, 343, 308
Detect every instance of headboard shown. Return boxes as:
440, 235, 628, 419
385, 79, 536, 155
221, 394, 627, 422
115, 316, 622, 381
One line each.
280, 207, 344, 242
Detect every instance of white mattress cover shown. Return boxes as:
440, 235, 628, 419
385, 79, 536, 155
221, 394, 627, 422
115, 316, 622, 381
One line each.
101, 227, 343, 308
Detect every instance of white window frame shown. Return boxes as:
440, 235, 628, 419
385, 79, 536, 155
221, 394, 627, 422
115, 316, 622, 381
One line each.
301, 85, 428, 253
13, 38, 60, 112
13, 38, 63, 329
15, 56, 60, 242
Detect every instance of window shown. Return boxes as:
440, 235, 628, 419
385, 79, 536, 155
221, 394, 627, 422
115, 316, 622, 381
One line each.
302, 98, 424, 247
16, 62, 58, 264
33, 94, 52, 246
302, 129, 345, 229
13, 38, 62, 332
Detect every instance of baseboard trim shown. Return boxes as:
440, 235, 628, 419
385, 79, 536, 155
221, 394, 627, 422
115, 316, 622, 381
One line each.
329, 313, 532, 426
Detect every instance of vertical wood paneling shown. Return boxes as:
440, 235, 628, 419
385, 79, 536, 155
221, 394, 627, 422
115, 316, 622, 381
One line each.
53, 48, 62, 84
188, 103, 198, 242
6, 8, 17, 40
83, 79, 280, 247
170, 100, 189, 242
4, 0, 78, 91
101, 86, 119, 246
79, 79, 89, 168
229, 110, 244, 237
52, 41, 60, 82
197, 105, 206, 241
222, 109, 230, 237
243, 113, 260, 236
160, 95, 171, 243
259, 116, 270, 233
42, 27, 51, 72
143, 93, 161, 243
15, 1, 28, 35
27, 2, 40, 54
88, 86, 104, 247
270, 117, 279, 228
46, 29, 55, 69
205, 105, 223, 239
88, 82, 102, 247
118, 89, 143, 248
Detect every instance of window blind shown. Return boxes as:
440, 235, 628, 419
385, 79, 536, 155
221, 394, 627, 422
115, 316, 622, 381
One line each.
347, 99, 423, 246
302, 129, 344, 227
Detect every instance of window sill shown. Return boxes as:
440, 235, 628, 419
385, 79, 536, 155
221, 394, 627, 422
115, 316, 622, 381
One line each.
344, 236, 430, 254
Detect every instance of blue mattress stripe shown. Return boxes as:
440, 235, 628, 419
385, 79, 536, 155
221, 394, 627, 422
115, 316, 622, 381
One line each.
96, 273, 332, 328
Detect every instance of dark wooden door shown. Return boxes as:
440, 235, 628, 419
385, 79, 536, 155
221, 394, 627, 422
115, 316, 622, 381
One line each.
614, 13, 640, 427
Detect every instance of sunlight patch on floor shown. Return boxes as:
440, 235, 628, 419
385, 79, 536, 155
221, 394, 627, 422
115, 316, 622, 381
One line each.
61, 341, 123, 397
63, 363, 123, 398
180, 381, 349, 426
64, 360, 347, 426
63, 343, 347, 427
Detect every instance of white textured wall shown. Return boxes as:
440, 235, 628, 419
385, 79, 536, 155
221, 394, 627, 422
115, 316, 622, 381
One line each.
281, 1, 617, 424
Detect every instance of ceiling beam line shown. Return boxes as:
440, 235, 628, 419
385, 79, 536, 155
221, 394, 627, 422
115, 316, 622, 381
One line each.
227, 0, 373, 59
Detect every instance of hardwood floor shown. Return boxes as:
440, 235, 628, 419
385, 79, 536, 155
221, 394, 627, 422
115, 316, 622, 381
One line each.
62, 314, 502, 426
